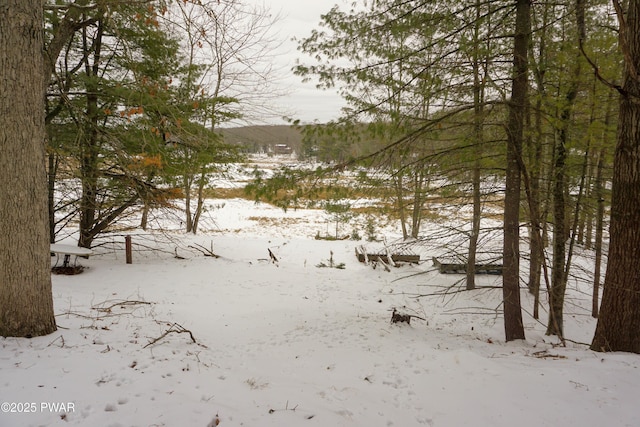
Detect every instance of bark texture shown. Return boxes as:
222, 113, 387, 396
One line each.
502, 0, 530, 342
591, 0, 640, 353
0, 0, 57, 337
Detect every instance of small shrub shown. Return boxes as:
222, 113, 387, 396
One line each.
316, 251, 345, 269
365, 215, 379, 242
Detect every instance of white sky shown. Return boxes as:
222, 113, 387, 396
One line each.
248, 0, 347, 125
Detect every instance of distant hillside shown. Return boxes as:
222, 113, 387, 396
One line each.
219, 125, 303, 154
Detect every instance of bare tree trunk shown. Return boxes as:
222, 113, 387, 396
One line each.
467, 156, 481, 291
591, 0, 640, 353
563, 146, 591, 308
527, 0, 551, 319
592, 88, 615, 318
410, 163, 428, 239
528, 95, 545, 319
48, 152, 58, 243
564, 77, 600, 300
592, 147, 606, 318
581, 154, 596, 248
502, 0, 530, 342
467, 0, 486, 291
140, 203, 149, 231
0, 0, 57, 337
548, 83, 569, 338
184, 173, 193, 233
191, 166, 208, 234
547, 0, 585, 338
78, 19, 104, 249
394, 174, 409, 240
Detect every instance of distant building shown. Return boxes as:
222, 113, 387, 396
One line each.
273, 144, 293, 155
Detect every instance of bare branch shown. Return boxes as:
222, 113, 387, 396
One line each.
144, 322, 199, 348
93, 300, 152, 313
579, 39, 625, 95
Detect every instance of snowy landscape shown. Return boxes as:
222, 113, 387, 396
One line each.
1, 157, 639, 427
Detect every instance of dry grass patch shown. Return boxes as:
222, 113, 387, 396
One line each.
202, 187, 250, 199
247, 216, 315, 227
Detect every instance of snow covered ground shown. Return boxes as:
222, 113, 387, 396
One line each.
1, 194, 639, 427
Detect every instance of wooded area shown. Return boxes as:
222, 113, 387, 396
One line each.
1, 0, 639, 352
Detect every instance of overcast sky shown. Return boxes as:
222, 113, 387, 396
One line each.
247, 0, 347, 125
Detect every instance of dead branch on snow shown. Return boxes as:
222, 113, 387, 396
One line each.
144, 322, 200, 348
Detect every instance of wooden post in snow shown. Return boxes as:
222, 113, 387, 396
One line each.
125, 236, 132, 264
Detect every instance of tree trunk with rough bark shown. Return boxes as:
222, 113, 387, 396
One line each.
591, 0, 640, 353
0, 0, 57, 337
502, 0, 530, 342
